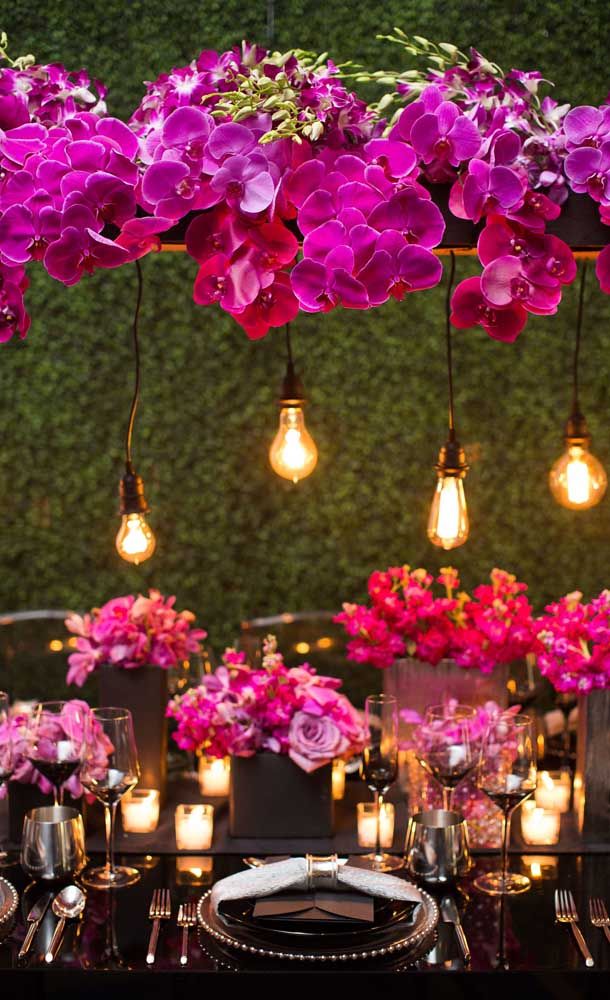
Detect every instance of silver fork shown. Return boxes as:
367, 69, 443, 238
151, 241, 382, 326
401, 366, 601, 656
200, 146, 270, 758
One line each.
555, 889, 594, 967
177, 902, 197, 966
146, 888, 171, 965
589, 897, 610, 945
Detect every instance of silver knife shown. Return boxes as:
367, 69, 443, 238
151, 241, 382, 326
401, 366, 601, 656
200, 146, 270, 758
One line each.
441, 896, 471, 964
18, 891, 54, 960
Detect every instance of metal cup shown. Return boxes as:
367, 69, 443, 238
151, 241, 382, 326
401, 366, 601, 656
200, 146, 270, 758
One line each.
405, 809, 471, 884
21, 806, 87, 881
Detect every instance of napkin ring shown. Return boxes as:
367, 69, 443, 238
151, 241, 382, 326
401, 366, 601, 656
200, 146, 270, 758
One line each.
306, 854, 339, 890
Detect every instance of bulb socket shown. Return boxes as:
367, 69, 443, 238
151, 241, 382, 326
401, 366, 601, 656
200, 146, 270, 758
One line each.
435, 437, 468, 478
279, 360, 306, 407
564, 407, 591, 447
118, 465, 150, 515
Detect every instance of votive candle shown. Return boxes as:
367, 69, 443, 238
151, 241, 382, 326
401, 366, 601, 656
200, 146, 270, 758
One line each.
332, 759, 346, 800
520, 801, 560, 846
535, 770, 571, 813
175, 803, 214, 850
198, 756, 231, 797
120, 789, 160, 833
357, 801, 395, 849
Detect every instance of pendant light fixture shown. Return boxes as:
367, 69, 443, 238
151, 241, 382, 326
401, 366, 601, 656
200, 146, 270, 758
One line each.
427, 252, 470, 550
115, 259, 157, 564
549, 262, 607, 510
269, 323, 318, 484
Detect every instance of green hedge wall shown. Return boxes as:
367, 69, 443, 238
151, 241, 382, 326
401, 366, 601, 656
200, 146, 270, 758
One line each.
1, 2, 610, 697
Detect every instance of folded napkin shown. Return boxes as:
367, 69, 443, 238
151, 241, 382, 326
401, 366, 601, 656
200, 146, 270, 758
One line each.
211, 856, 422, 914
252, 891, 374, 924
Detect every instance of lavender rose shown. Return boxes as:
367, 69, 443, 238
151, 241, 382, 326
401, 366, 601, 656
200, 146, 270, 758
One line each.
288, 710, 348, 772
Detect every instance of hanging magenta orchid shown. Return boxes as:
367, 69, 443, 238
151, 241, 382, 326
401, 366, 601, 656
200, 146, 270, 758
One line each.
0, 32, 608, 345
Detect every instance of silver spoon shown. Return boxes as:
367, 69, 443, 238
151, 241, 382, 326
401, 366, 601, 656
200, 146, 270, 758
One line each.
45, 885, 86, 964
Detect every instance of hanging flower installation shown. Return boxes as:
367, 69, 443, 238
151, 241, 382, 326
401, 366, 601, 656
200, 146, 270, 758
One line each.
535, 589, 610, 693
0, 30, 608, 345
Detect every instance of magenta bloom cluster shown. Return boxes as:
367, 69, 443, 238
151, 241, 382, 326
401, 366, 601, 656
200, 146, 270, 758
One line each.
336, 565, 535, 673
535, 589, 610, 693
0, 37, 609, 345
0, 699, 111, 799
64, 589, 206, 687
167, 635, 367, 773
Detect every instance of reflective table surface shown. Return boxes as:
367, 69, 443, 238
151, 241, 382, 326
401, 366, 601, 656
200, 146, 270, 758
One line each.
0, 852, 609, 995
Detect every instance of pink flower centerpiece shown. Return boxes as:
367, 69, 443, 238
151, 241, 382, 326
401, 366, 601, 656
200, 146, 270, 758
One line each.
64, 589, 207, 686
335, 565, 535, 673
167, 634, 366, 772
535, 589, 610, 693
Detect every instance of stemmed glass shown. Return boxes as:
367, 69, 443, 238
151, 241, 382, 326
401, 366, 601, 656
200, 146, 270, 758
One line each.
0, 692, 14, 866
80, 707, 141, 890
26, 701, 85, 806
475, 713, 537, 895
361, 694, 402, 872
415, 704, 476, 810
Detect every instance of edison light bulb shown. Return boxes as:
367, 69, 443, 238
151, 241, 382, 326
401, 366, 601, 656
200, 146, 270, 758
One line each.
116, 512, 156, 564
427, 474, 469, 550
269, 405, 318, 483
549, 443, 607, 510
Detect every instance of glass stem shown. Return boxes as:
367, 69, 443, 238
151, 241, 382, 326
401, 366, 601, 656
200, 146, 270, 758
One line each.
374, 790, 382, 861
442, 786, 451, 811
53, 784, 60, 807
104, 802, 118, 877
500, 808, 511, 888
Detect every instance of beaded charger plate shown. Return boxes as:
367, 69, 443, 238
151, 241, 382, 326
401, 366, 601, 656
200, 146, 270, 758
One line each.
197, 889, 439, 963
0, 876, 18, 936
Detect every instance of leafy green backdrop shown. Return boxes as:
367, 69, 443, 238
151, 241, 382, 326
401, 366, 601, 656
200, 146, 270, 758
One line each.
1, 1, 610, 699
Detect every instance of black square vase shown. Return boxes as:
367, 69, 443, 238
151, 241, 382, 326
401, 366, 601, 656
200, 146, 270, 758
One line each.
229, 754, 333, 838
98, 664, 168, 802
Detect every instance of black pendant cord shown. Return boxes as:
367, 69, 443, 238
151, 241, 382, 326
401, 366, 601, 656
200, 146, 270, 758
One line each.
125, 258, 143, 472
445, 251, 457, 440
285, 321, 294, 369
571, 261, 588, 416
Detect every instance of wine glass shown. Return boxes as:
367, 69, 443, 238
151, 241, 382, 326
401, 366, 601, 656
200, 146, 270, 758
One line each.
0, 692, 14, 866
26, 701, 85, 806
475, 713, 537, 895
361, 694, 402, 872
80, 707, 141, 890
415, 704, 476, 810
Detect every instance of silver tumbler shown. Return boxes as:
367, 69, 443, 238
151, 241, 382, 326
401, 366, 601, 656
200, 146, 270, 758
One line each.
405, 809, 471, 884
21, 806, 87, 880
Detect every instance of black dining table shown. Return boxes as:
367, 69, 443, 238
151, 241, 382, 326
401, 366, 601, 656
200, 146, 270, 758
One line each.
1, 781, 609, 997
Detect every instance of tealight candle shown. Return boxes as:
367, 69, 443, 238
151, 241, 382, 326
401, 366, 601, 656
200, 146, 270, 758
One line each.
121, 789, 160, 833
357, 802, 395, 849
520, 801, 560, 846
175, 803, 214, 851
175, 855, 214, 886
535, 770, 571, 813
198, 756, 231, 797
332, 759, 346, 800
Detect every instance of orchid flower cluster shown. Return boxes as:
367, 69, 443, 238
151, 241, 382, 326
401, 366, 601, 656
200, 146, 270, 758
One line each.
166, 634, 367, 773
0, 699, 112, 799
0, 32, 609, 346
64, 589, 206, 687
535, 589, 610, 693
400, 697, 522, 749
335, 565, 535, 673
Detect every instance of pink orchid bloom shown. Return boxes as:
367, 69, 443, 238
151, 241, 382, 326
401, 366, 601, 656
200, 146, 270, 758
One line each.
410, 100, 482, 168
0, 197, 62, 264
481, 255, 562, 314
451, 275, 528, 342
230, 271, 299, 339
461, 160, 525, 223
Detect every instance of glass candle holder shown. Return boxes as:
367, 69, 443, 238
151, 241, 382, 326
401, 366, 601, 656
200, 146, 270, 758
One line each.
198, 756, 231, 797
175, 855, 214, 886
535, 770, 571, 813
357, 801, 395, 849
520, 801, 561, 845
120, 789, 160, 833
332, 759, 346, 800
175, 803, 214, 850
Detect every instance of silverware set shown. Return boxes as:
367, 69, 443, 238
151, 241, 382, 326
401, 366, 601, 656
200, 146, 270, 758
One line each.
554, 889, 608, 967
146, 890, 199, 967
18, 885, 86, 964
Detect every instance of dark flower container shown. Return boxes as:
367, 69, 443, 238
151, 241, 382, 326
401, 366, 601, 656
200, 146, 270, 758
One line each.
229, 754, 333, 838
98, 664, 168, 802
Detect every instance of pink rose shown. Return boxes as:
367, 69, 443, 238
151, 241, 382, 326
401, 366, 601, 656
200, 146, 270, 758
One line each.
287, 710, 347, 772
